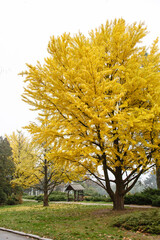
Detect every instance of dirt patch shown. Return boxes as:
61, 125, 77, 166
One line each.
92, 207, 150, 217
92, 208, 112, 216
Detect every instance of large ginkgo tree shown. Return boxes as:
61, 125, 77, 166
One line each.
22, 19, 160, 210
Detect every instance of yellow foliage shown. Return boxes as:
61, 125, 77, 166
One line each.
22, 19, 160, 197
7, 131, 40, 188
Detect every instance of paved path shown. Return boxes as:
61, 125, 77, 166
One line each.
0, 230, 35, 240
0, 228, 52, 240
24, 199, 156, 208
51, 201, 156, 208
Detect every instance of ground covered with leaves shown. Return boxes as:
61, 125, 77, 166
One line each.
0, 202, 159, 240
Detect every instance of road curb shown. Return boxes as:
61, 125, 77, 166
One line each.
0, 227, 53, 240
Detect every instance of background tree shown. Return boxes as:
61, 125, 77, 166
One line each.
7, 131, 37, 188
0, 136, 15, 204
22, 19, 160, 210
30, 143, 75, 207
8, 130, 82, 206
26, 115, 86, 206
143, 172, 157, 189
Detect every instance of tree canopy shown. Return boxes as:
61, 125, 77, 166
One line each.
22, 19, 160, 210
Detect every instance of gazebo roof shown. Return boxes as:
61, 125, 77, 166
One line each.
65, 183, 85, 191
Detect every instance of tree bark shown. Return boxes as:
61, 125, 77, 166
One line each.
43, 159, 49, 207
113, 192, 124, 210
43, 189, 49, 207
113, 166, 125, 210
156, 166, 160, 189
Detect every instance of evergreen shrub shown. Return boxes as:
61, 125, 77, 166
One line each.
124, 188, 160, 206
34, 195, 43, 201
49, 192, 67, 201
84, 195, 110, 202
7, 196, 19, 205
152, 197, 160, 207
0, 188, 7, 204
112, 210, 160, 234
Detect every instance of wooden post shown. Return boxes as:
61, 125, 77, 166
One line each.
74, 190, 76, 201
82, 191, 84, 201
67, 190, 70, 201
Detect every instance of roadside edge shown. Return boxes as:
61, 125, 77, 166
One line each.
0, 227, 53, 240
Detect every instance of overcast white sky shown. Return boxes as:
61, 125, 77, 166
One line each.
0, 0, 160, 136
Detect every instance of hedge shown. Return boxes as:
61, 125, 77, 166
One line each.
124, 188, 160, 206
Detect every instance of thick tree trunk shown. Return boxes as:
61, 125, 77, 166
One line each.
113, 166, 125, 211
102, 157, 125, 210
156, 166, 160, 189
113, 192, 124, 210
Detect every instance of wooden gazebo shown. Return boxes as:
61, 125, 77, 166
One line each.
65, 183, 85, 202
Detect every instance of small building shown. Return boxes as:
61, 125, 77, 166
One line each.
65, 183, 85, 202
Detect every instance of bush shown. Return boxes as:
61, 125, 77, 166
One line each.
0, 188, 7, 204
124, 188, 160, 206
124, 193, 152, 205
34, 195, 43, 201
142, 187, 160, 196
32, 192, 68, 202
49, 195, 66, 201
7, 196, 19, 205
112, 210, 160, 234
50, 193, 65, 201
23, 191, 68, 202
84, 195, 109, 202
49, 191, 67, 201
152, 197, 160, 207
23, 195, 36, 200
91, 196, 107, 202
83, 196, 92, 201
106, 196, 112, 202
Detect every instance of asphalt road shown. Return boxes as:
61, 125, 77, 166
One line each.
0, 230, 35, 240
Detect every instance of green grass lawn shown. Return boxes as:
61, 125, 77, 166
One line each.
0, 201, 159, 240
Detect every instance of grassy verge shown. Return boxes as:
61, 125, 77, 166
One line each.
0, 201, 159, 240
